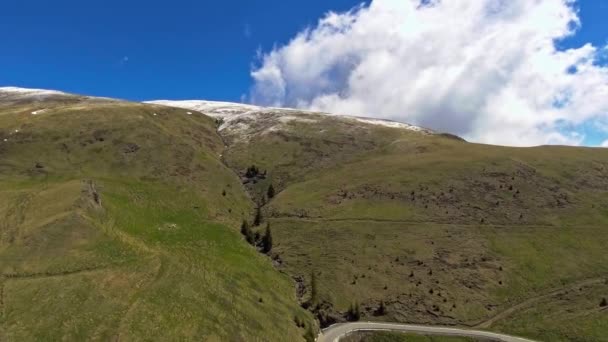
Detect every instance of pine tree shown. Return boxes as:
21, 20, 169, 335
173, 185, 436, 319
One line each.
267, 184, 276, 199
245, 165, 259, 178
240, 220, 249, 236
348, 302, 361, 321
240, 220, 253, 244
253, 206, 262, 226
262, 223, 273, 253
377, 300, 386, 316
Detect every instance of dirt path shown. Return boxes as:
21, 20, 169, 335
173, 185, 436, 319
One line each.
1, 265, 111, 280
272, 216, 563, 228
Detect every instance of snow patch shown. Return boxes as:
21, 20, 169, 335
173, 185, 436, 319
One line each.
278, 115, 318, 124
147, 99, 432, 132
347, 117, 432, 133
0, 87, 65, 97
146, 100, 261, 119
0, 87, 71, 102
31, 109, 47, 115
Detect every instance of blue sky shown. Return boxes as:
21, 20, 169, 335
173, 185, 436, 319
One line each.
0, 0, 364, 101
1, 0, 606, 146
1, 0, 604, 102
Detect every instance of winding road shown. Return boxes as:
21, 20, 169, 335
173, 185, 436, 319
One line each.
318, 322, 536, 342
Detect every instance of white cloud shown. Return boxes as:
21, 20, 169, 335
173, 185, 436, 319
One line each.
602, 140, 608, 147
250, 0, 608, 146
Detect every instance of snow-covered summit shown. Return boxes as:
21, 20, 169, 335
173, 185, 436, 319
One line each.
145, 99, 434, 136
146, 100, 261, 118
0, 86, 67, 98
0, 86, 120, 105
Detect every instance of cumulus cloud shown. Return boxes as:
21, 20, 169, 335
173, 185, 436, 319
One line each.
250, 0, 608, 146
602, 140, 608, 148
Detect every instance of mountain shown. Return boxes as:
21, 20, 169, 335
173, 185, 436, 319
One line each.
2, 87, 608, 341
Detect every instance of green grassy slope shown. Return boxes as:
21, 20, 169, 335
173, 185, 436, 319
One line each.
0, 98, 313, 341
219, 116, 608, 341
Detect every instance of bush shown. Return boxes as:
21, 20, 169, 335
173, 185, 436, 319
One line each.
294, 316, 303, 328
303, 324, 316, 342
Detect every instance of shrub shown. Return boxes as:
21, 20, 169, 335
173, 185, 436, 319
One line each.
294, 316, 303, 328
304, 324, 316, 342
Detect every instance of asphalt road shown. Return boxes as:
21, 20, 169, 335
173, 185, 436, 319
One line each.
318, 322, 537, 342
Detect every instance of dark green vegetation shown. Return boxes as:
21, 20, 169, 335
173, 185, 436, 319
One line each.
342, 331, 481, 342
0, 95, 313, 340
2, 90, 608, 341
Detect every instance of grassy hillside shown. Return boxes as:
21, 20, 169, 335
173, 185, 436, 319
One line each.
0, 97, 313, 341
217, 113, 608, 341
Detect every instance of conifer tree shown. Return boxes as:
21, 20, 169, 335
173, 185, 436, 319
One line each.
267, 184, 276, 199
348, 302, 361, 321
262, 223, 273, 253
377, 300, 386, 316
240, 220, 253, 244
253, 206, 262, 226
